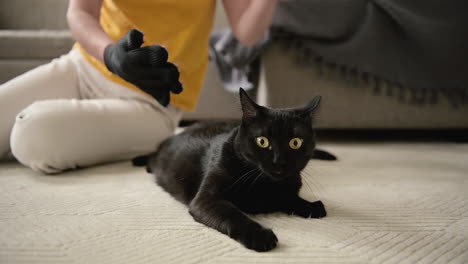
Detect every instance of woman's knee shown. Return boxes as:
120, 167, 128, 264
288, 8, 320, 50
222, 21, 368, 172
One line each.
10, 99, 179, 174
10, 100, 75, 174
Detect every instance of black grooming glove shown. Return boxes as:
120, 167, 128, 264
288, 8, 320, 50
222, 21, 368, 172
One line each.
104, 29, 183, 106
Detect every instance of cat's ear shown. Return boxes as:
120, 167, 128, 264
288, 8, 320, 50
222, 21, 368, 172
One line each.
300, 95, 321, 119
304, 95, 321, 113
239, 88, 260, 120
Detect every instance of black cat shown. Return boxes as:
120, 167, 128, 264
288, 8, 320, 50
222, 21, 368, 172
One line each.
134, 88, 335, 252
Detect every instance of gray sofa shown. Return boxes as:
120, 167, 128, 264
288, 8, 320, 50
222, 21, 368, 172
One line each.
258, 44, 468, 129
2, 0, 467, 128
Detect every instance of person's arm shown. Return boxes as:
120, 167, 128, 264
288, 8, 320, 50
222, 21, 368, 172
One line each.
222, 0, 278, 47
66, 0, 114, 62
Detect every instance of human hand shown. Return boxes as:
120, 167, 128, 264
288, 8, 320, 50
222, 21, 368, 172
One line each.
103, 29, 183, 106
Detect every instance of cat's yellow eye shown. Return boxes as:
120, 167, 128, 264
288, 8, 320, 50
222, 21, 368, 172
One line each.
255, 136, 270, 148
289, 138, 303, 150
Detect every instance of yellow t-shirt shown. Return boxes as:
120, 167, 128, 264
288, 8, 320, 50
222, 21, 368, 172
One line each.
75, 0, 216, 111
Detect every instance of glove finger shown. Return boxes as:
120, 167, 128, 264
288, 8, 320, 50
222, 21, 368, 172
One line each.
164, 62, 180, 80
124, 66, 171, 83
169, 81, 183, 94
122, 62, 181, 90
133, 79, 168, 90
140, 63, 180, 84
137, 85, 171, 107
144, 87, 166, 99
157, 90, 171, 107
146, 45, 168, 66
126, 48, 154, 67
126, 46, 169, 68
143, 65, 182, 94
125, 29, 144, 51
134, 65, 176, 81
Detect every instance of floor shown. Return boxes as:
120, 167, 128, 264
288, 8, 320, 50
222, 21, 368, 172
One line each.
1, 142, 467, 263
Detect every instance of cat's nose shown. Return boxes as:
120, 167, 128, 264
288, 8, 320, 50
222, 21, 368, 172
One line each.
272, 156, 286, 167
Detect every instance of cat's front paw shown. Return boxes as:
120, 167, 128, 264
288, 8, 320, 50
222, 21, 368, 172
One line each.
232, 225, 278, 252
294, 200, 327, 218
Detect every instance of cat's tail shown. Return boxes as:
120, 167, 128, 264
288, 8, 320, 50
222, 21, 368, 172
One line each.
132, 154, 153, 173
312, 148, 337, 161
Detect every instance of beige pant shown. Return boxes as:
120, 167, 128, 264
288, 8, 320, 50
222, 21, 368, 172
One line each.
0, 49, 182, 174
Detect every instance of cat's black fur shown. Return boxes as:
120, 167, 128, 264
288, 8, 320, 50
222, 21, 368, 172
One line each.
134, 89, 333, 252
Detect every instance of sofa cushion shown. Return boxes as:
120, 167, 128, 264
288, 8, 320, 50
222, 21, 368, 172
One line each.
0, 30, 73, 59
0, 0, 69, 30
258, 44, 468, 129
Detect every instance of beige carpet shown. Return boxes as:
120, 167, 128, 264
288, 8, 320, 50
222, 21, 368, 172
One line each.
1, 142, 467, 264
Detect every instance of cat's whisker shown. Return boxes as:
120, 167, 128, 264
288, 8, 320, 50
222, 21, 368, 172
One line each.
241, 168, 260, 185
248, 171, 264, 191
225, 167, 258, 191
237, 168, 256, 181
240, 163, 251, 170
